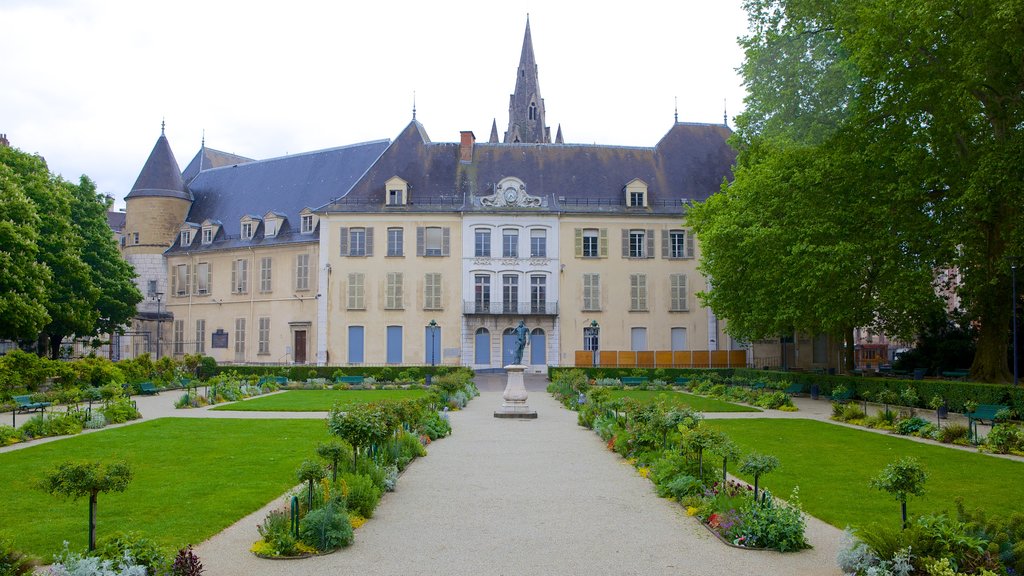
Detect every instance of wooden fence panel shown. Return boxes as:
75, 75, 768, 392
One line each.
637, 351, 655, 367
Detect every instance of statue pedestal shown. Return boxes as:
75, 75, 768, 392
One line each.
494, 364, 537, 419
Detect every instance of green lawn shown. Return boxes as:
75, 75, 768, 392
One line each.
0, 418, 329, 559
705, 419, 1024, 529
607, 389, 760, 413
211, 389, 430, 412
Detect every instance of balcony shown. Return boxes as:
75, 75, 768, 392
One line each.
463, 301, 558, 316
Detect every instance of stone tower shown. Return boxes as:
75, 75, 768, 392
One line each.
503, 17, 551, 144
122, 125, 191, 353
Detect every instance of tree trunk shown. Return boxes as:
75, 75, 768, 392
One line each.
89, 492, 97, 551
971, 285, 1012, 383
901, 500, 908, 530
844, 330, 856, 372
48, 333, 64, 360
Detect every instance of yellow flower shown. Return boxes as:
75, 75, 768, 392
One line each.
349, 513, 367, 529
638, 467, 651, 479
686, 506, 698, 516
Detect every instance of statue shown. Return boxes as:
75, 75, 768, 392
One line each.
510, 320, 529, 365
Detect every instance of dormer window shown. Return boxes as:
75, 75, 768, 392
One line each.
263, 211, 285, 239
200, 219, 221, 245
301, 215, 312, 233
202, 228, 213, 244
180, 230, 192, 246
241, 222, 253, 240
265, 219, 278, 237
625, 178, 649, 208
384, 176, 408, 206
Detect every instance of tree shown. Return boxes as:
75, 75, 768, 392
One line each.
711, 438, 742, 485
684, 427, 726, 480
39, 460, 133, 550
739, 452, 780, 503
0, 146, 98, 358
296, 459, 326, 514
0, 163, 51, 341
696, 0, 1024, 381
315, 440, 353, 482
68, 176, 142, 340
327, 403, 387, 467
870, 456, 927, 528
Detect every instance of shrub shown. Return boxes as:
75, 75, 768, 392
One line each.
418, 411, 451, 440
737, 488, 809, 552
48, 542, 147, 576
94, 532, 168, 575
895, 417, 930, 436
83, 411, 107, 430
255, 509, 300, 557
20, 413, 83, 439
938, 424, 971, 445
169, 546, 204, 576
0, 425, 25, 446
0, 533, 35, 576
753, 390, 793, 410
102, 399, 140, 424
298, 502, 354, 552
341, 472, 382, 519
979, 423, 1024, 455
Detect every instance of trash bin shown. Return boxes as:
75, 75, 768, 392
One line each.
912, 368, 926, 380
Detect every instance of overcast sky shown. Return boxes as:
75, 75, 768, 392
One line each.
1, 0, 751, 207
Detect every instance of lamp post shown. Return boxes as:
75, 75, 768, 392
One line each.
153, 292, 164, 359
428, 319, 438, 367
587, 320, 600, 367
1012, 260, 1018, 386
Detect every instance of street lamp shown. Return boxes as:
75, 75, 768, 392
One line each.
587, 320, 600, 367
152, 292, 164, 359
427, 320, 438, 367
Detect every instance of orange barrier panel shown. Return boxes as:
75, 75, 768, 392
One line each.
692, 350, 710, 366
674, 351, 693, 367
575, 350, 594, 367
599, 351, 618, 367
730, 350, 746, 366
618, 351, 637, 367
572, 350, 749, 368
637, 351, 655, 367
711, 351, 730, 367
655, 351, 674, 367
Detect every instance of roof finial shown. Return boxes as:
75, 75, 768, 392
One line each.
161, 117, 165, 135
724, 99, 728, 127
412, 90, 417, 121
674, 96, 678, 123
201, 129, 205, 148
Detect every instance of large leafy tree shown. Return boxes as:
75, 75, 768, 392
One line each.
692, 0, 1023, 381
69, 176, 142, 340
0, 163, 51, 340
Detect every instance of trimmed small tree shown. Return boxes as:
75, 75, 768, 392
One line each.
296, 459, 327, 514
711, 438, 742, 484
739, 452, 780, 503
316, 439, 353, 482
870, 456, 927, 528
684, 427, 726, 481
39, 460, 132, 550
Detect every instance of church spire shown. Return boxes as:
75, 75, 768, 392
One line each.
489, 118, 499, 143
503, 16, 550, 143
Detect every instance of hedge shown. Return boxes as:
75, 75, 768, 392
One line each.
547, 366, 737, 381
209, 365, 466, 383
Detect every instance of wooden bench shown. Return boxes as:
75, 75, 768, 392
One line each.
967, 403, 1010, 443
674, 377, 690, 386
783, 383, 805, 396
335, 375, 365, 385
258, 376, 288, 386
138, 382, 160, 395
14, 394, 51, 413
620, 377, 649, 386
941, 370, 970, 380
750, 381, 767, 391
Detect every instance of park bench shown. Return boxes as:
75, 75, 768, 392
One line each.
335, 375, 365, 385
258, 376, 288, 386
783, 383, 805, 396
750, 381, 767, 391
967, 403, 1011, 443
830, 387, 855, 404
138, 382, 160, 395
941, 370, 970, 380
620, 377, 649, 386
14, 394, 51, 414
674, 377, 690, 386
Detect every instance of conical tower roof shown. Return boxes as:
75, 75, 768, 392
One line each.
125, 129, 190, 201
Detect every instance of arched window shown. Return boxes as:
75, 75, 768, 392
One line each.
529, 102, 537, 120
530, 328, 546, 366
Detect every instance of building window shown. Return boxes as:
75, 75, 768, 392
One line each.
584, 325, 599, 351
670, 273, 688, 311
474, 229, 491, 258
630, 274, 648, 311
180, 231, 191, 246
582, 229, 599, 258
173, 320, 184, 355
133, 232, 139, 244
387, 189, 403, 205
583, 273, 600, 311
671, 327, 688, 351
196, 319, 206, 354
474, 274, 491, 312
232, 259, 248, 294
386, 272, 403, 310
387, 227, 404, 257
530, 229, 546, 258
173, 264, 190, 297
349, 228, 367, 256
258, 317, 270, 355
668, 230, 686, 259
202, 228, 213, 244
629, 230, 646, 258
424, 227, 443, 256
295, 254, 310, 291
530, 275, 546, 313
195, 262, 210, 295
147, 280, 157, 297
502, 229, 519, 258
241, 222, 253, 240
529, 102, 537, 120
265, 219, 278, 238
347, 273, 364, 310
260, 257, 272, 293
502, 274, 519, 314
631, 327, 648, 351
234, 318, 246, 356
629, 191, 645, 207
301, 214, 314, 234
424, 273, 442, 310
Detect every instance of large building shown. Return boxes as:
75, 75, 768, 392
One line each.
120, 20, 748, 370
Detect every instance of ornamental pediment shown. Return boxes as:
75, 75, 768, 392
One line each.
478, 177, 543, 208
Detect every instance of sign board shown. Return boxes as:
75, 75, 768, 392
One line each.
211, 329, 229, 349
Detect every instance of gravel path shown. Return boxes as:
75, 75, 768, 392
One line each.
194, 374, 842, 576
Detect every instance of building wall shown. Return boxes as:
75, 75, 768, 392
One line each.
164, 242, 319, 364
557, 215, 717, 365
320, 214, 464, 366
123, 197, 191, 254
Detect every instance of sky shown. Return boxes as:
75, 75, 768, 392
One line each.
0, 0, 751, 208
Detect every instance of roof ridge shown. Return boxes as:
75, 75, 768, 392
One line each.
194, 139, 392, 175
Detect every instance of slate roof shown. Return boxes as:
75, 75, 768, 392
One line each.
182, 147, 255, 185
166, 139, 389, 254
125, 134, 190, 201
106, 210, 126, 232
322, 120, 735, 216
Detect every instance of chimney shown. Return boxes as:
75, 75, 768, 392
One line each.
459, 131, 475, 163
0, 134, 9, 148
